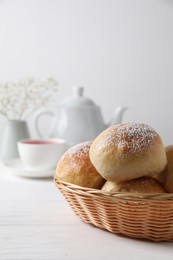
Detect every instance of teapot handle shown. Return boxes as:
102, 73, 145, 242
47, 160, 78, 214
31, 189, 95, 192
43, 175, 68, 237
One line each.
34, 110, 54, 138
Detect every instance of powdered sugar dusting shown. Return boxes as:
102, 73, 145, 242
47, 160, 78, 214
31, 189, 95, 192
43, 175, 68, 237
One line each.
65, 141, 92, 159
103, 122, 158, 156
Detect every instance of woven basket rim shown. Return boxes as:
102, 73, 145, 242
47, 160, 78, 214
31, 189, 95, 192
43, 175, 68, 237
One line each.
54, 176, 173, 202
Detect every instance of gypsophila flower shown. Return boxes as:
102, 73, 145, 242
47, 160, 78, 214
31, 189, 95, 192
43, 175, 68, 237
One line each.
0, 77, 58, 120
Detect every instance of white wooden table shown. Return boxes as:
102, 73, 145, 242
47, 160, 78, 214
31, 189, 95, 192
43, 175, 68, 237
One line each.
0, 164, 173, 260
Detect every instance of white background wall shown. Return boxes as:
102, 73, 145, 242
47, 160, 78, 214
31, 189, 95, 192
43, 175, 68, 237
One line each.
0, 0, 173, 145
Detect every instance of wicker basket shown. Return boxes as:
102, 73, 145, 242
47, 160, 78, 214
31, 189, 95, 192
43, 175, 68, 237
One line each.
54, 176, 173, 242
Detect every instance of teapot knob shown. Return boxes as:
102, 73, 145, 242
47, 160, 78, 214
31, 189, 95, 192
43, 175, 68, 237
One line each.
73, 86, 84, 97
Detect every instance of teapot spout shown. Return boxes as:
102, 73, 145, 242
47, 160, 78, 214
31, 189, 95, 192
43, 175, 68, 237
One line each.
108, 106, 127, 126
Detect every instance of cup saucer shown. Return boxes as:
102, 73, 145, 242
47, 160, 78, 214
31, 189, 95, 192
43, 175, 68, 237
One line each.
2, 158, 55, 178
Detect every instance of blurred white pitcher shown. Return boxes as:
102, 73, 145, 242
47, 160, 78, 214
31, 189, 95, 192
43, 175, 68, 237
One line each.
34, 86, 127, 145
0, 120, 30, 161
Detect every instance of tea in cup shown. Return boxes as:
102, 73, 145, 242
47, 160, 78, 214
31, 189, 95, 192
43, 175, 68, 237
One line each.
17, 138, 67, 171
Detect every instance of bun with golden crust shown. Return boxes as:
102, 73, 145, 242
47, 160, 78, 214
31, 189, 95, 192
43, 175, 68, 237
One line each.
55, 141, 105, 188
89, 122, 167, 182
101, 177, 166, 193
156, 145, 173, 193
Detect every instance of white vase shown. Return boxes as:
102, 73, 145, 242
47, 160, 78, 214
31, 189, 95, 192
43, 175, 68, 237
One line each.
0, 120, 30, 161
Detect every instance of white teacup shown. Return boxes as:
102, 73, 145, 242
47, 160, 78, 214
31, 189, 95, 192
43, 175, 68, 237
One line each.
17, 138, 67, 171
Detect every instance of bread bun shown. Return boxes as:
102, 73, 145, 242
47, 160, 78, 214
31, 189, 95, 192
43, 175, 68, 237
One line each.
55, 141, 105, 188
101, 177, 166, 193
89, 122, 167, 182
157, 145, 173, 193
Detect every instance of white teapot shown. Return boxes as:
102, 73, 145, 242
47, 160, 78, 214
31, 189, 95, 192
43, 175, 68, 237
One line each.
34, 86, 127, 145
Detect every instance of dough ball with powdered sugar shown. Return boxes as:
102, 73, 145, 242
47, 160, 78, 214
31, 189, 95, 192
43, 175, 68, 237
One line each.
101, 176, 166, 193
89, 122, 167, 182
55, 141, 105, 188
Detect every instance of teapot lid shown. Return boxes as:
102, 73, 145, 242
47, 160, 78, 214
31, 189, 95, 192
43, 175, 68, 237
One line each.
60, 86, 96, 107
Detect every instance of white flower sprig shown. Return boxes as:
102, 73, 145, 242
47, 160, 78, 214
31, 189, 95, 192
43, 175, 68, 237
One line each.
0, 77, 58, 120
